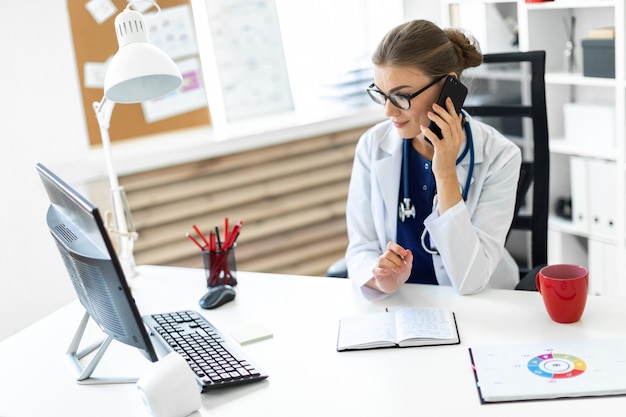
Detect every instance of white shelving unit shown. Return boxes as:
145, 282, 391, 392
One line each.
442, 0, 626, 296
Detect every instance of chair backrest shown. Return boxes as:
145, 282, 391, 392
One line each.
464, 51, 549, 277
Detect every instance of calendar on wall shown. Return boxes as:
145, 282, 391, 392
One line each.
199, 0, 294, 125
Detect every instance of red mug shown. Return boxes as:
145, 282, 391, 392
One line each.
535, 264, 588, 323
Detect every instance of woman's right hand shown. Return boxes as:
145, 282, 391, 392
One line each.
369, 241, 413, 294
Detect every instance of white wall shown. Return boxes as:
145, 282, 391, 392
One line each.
405, 0, 442, 25
0, 1, 91, 341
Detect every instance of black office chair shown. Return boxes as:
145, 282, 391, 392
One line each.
327, 51, 549, 291
464, 50, 549, 290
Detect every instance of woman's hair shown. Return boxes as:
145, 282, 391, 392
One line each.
372, 20, 483, 78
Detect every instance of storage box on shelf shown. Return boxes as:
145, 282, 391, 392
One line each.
564, 102, 615, 151
582, 38, 615, 78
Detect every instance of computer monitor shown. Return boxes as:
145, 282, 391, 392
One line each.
36, 163, 157, 384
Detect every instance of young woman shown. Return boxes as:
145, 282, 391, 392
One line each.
345, 20, 522, 300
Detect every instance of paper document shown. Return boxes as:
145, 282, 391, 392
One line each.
470, 338, 626, 403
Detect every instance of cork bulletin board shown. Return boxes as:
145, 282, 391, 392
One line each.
67, 0, 211, 146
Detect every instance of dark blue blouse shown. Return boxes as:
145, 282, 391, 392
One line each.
396, 141, 438, 285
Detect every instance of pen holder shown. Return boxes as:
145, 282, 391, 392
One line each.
202, 245, 237, 287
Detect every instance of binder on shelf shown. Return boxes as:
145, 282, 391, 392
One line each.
569, 157, 590, 233
588, 239, 622, 297
588, 159, 618, 239
588, 239, 607, 296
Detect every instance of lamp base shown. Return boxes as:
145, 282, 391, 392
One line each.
107, 187, 138, 279
118, 244, 138, 279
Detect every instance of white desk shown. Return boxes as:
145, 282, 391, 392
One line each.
1, 265, 625, 416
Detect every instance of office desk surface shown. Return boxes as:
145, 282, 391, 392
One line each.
1, 265, 625, 416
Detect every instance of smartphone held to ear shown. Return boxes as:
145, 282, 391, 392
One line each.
426, 75, 468, 143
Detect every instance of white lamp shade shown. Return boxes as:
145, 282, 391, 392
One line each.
104, 8, 183, 103
105, 43, 182, 103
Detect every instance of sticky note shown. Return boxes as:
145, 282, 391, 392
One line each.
231, 324, 273, 345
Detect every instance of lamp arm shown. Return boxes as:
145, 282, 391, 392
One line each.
93, 96, 137, 277
93, 97, 119, 190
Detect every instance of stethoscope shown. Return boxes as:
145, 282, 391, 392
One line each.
397, 116, 474, 255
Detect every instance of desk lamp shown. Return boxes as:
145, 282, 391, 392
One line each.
94, 1, 182, 277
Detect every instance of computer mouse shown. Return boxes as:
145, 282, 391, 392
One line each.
199, 285, 236, 309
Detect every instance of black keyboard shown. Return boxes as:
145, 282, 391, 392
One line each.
143, 310, 268, 391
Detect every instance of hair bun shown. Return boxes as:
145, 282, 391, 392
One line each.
444, 28, 483, 70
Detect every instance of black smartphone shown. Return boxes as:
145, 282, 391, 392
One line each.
426, 75, 468, 142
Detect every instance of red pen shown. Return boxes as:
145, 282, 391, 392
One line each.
228, 231, 240, 250
192, 224, 211, 249
186, 233, 204, 250
209, 232, 216, 252
224, 217, 230, 246
223, 220, 242, 250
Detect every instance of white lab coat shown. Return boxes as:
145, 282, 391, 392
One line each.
345, 115, 522, 299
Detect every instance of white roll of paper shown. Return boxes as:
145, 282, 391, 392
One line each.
136, 352, 201, 417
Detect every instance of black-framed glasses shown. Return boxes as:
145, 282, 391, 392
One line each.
366, 75, 447, 110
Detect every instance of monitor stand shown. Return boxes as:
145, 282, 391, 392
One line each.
65, 310, 139, 385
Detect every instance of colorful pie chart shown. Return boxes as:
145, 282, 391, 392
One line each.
527, 353, 586, 379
